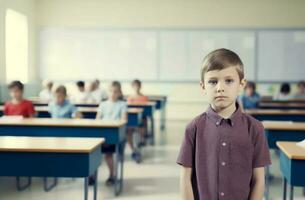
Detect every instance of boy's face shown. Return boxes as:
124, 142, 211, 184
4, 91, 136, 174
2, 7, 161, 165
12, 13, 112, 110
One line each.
109, 86, 120, 101
132, 83, 140, 93
201, 66, 246, 110
78, 86, 85, 92
10, 87, 23, 101
298, 84, 305, 94
245, 87, 254, 96
55, 93, 66, 105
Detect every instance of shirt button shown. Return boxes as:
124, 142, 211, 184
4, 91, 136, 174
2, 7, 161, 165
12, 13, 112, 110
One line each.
222, 142, 226, 146
220, 192, 225, 196
221, 162, 226, 166
216, 122, 220, 126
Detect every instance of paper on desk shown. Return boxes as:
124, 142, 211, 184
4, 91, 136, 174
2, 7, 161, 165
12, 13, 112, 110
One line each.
0, 115, 24, 121
297, 139, 305, 149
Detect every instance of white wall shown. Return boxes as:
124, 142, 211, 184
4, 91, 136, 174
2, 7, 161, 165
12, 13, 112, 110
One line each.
0, 0, 39, 101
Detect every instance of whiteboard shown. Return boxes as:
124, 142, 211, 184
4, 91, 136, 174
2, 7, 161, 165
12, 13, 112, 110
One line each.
258, 31, 305, 81
39, 28, 158, 81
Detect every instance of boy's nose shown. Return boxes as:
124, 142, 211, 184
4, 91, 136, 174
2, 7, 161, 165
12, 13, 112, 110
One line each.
216, 82, 225, 93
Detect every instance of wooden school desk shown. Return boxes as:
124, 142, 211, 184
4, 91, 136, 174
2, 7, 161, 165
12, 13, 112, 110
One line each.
259, 102, 305, 110
147, 95, 167, 131
0, 136, 104, 200
276, 142, 305, 200
262, 121, 305, 200
128, 102, 156, 145
0, 118, 126, 196
246, 109, 305, 122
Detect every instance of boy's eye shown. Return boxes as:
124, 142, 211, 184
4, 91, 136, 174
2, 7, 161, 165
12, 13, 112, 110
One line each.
208, 80, 218, 85
225, 79, 234, 84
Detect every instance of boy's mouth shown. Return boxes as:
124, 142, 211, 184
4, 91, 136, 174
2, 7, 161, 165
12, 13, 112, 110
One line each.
215, 96, 228, 100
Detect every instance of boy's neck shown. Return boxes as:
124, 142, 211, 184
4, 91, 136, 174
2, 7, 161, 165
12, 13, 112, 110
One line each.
12, 98, 23, 104
211, 102, 237, 119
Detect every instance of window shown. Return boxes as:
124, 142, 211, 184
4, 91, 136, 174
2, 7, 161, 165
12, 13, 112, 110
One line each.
5, 9, 28, 83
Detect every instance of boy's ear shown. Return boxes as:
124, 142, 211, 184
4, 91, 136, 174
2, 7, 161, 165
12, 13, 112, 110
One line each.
240, 79, 247, 91
200, 81, 205, 90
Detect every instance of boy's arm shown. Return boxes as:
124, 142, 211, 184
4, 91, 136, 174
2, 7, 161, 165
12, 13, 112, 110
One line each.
249, 167, 265, 200
180, 166, 194, 200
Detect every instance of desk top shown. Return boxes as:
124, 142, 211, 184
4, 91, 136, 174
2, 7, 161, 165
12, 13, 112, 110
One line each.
0, 118, 126, 128
276, 142, 305, 160
259, 102, 305, 108
263, 121, 305, 131
127, 101, 156, 107
0, 136, 104, 153
246, 109, 305, 115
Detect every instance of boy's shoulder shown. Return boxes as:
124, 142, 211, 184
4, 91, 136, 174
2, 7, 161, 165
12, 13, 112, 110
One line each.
186, 111, 208, 131
240, 111, 264, 134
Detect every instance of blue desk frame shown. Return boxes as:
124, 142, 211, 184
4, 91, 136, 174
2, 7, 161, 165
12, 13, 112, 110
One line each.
0, 145, 101, 200
0, 124, 126, 196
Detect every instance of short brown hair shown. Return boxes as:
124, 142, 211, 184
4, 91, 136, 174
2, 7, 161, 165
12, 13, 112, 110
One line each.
55, 85, 67, 96
8, 81, 24, 91
201, 48, 244, 82
132, 79, 141, 88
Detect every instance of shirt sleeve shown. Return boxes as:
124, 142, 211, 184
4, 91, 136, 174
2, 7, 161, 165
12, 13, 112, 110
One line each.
252, 122, 272, 168
3, 102, 9, 115
70, 104, 78, 117
176, 121, 196, 168
121, 102, 127, 114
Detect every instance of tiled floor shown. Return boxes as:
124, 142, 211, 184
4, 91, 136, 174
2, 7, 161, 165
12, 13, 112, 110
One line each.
0, 120, 304, 200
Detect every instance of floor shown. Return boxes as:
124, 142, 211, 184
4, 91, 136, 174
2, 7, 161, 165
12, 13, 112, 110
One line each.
0, 119, 304, 200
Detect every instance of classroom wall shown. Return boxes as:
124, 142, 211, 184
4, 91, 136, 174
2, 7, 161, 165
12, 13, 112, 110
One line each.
33, 0, 305, 120
0, 0, 40, 101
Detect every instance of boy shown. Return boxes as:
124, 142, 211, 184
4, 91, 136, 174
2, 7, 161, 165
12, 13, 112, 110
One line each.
39, 80, 54, 101
239, 81, 260, 109
294, 80, 305, 99
4, 81, 36, 118
88, 79, 108, 103
127, 79, 148, 103
95, 81, 127, 186
71, 81, 90, 103
48, 85, 82, 118
177, 49, 271, 200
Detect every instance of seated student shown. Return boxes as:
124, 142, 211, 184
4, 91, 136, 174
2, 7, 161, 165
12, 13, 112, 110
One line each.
48, 85, 82, 118
274, 82, 292, 100
239, 81, 260, 109
127, 79, 149, 160
39, 80, 54, 101
95, 81, 127, 186
88, 79, 108, 103
294, 80, 305, 99
71, 81, 90, 103
4, 81, 36, 118
127, 79, 149, 103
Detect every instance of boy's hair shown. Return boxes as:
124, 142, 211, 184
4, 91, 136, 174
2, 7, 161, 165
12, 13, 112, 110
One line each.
8, 81, 24, 91
280, 82, 290, 94
55, 85, 67, 96
246, 81, 256, 91
76, 81, 85, 88
132, 79, 141, 88
201, 48, 244, 82
297, 80, 305, 87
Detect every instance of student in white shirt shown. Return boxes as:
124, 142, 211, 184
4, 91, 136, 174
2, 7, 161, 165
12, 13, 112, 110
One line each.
71, 81, 90, 103
39, 81, 54, 101
274, 82, 293, 100
88, 79, 108, 103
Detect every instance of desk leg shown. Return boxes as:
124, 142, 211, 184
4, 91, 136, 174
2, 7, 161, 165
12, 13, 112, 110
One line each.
150, 116, 155, 145
160, 102, 166, 131
16, 176, 31, 191
84, 177, 88, 200
283, 177, 287, 200
133, 127, 142, 163
289, 185, 294, 200
265, 165, 270, 200
93, 170, 98, 200
114, 141, 125, 196
43, 177, 58, 192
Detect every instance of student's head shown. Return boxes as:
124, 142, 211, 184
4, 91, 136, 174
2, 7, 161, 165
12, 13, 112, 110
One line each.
297, 81, 305, 94
200, 48, 246, 110
54, 85, 67, 105
94, 79, 100, 87
89, 81, 97, 92
8, 81, 24, 101
131, 79, 142, 93
280, 83, 290, 95
245, 81, 256, 96
109, 81, 123, 101
76, 81, 85, 92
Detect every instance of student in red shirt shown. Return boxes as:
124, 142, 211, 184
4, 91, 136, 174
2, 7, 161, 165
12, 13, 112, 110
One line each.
4, 81, 36, 118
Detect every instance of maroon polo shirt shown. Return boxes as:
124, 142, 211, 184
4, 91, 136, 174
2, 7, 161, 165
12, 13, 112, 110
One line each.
177, 104, 271, 200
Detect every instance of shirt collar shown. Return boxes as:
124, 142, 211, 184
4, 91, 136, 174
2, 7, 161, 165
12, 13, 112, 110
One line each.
206, 102, 242, 127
